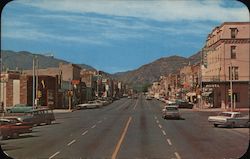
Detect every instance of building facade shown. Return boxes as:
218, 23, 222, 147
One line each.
202, 22, 250, 108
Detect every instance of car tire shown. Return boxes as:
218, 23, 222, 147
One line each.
214, 124, 218, 127
2, 135, 8, 140
230, 122, 235, 128
12, 132, 19, 139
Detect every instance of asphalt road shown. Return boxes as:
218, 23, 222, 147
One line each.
1, 95, 249, 159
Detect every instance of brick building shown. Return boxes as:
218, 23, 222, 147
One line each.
202, 22, 250, 108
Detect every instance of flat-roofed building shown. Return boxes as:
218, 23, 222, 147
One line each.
202, 22, 250, 108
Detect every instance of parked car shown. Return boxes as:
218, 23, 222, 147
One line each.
175, 99, 193, 109
208, 111, 249, 128
20, 108, 55, 126
162, 105, 180, 119
0, 118, 32, 140
1, 116, 33, 127
6, 105, 33, 113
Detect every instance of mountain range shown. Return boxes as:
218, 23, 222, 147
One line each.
113, 52, 201, 87
1, 50, 201, 86
1, 50, 95, 71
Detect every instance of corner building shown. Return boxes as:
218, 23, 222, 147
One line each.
202, 22, 250, 108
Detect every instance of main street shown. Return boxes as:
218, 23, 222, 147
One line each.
1, 95, 249, 159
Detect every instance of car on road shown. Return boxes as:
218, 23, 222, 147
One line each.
76, 101, 103, 109
0, 118, 32, 140
175, 99, 193, 109
162, 105, 180, 119
21, 108, 55, 126
1, 116, 34, 127
5, 107, 55, 126
208, 111, 249, 128
145, 96, 152, 100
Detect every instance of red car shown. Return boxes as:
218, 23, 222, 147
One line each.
0, 118, 32, 140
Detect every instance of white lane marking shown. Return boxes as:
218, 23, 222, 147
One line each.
162, 130, 166, 136
98, 120, 102, 123
156, 120, 159, 123
175, 152, 181, 159
133, 99, 139, 110
158, 124, 162, 129
167, 139, 172, 145
49, 151, 60, 159
91, 125, 96, 129
82, 130, 88, 136
67, 139, 76, 146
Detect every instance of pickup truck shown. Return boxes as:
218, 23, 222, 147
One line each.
208, 111, 249, 128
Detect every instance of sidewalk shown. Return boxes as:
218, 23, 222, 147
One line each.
53, 109, 75, 113
193, 107, 249, 113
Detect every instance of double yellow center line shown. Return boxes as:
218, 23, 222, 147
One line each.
111, 116, 132, 159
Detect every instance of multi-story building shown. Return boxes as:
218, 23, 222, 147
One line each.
202, 22, 250, 108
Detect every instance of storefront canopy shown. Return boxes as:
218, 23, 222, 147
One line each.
201, 92, 213, 97
186, 92, 196, 96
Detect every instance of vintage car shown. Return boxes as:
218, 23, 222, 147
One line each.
162, 105, 180, 119
5, 107, 55, 126
175, 99, 193, 109
76, 101, 103, 109
1, 116, 34, 127
208, 111, 249, 128
0, 118, 32, 139
21, 108, 55, 126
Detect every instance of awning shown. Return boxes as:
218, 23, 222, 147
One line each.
201, 92, 213, 97
186, 92, 196, 96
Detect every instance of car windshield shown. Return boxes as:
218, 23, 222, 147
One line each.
166, 107, 178, 111
0, 1, 248, 159
219, 113, 233, 117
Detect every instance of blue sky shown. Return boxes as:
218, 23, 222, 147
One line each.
1, 0, 249, 73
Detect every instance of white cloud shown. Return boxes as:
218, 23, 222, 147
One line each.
2, 28, 109, 45
17, 0, 249, 22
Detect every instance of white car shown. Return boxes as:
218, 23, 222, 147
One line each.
76, 101, 102, 109
162, 105, 180, 119
208, 111, 249, 128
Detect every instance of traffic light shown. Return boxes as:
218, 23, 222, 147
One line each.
228, 89, 232, 96
37, 91, 42, 98
68, 90, 73, 97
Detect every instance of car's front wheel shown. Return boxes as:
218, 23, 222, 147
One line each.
230, 122, 235, 128
11, 132, 19, 138
214, 124, 218, 127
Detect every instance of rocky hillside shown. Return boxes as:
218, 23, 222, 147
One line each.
1, 50, 95, 71
113, 52, 201, 86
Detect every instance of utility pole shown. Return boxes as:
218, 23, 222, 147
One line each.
36, 57, 39, 107
32, 56, 36, 110
68, 79, 72, 111
230, 63, 233, 112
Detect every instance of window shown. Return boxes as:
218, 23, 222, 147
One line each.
230, 28, 238, 38
230, 46, 236, 59
234, 67, 239, 80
